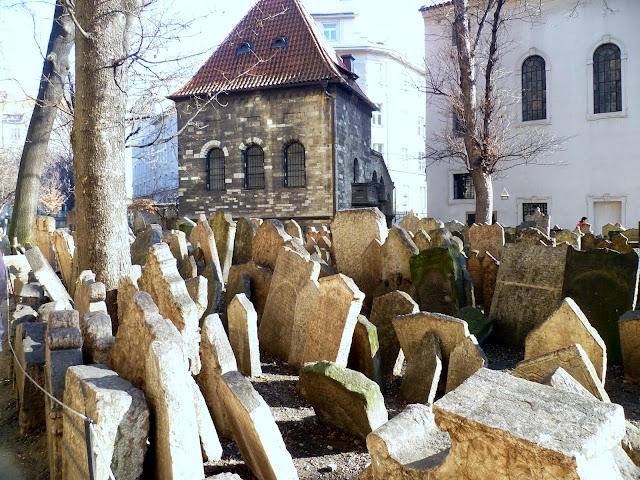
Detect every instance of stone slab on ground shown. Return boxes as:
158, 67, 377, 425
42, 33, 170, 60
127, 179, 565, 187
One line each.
300, 361, 388, 440
220, 370, 299, 480
25, 247, 72, 308
61, 364, 149, 480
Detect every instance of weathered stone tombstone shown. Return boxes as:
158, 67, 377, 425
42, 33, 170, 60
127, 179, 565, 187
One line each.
359, 238, 383, 314
399, 331, 442, 404
555, 229, 581, 249
288, 279, 320, 369
416, 217, 444, 234
196, 214, 225, 313
398, 210, 419, 234
226, 261, 272, 326
228, 293, 261, 377
445, 335, 486, 392
303, 274, 365, 367
232, 217, 258, 265
219, 370, 299, 480
562, 247, 639, 364
25, 246, 73, 308
525, 297, 607, 382
251, 219, 292, 270
429, 228, 452, 248
347, 315, 384, 390
490, 243, 568, 346
515, 343, 609, 401
62, 364, 149, 480
410, 246, 465, 316
331, 208, 388, 289
73, 270, 107, 324
524, 206, 551, 236
380, 225, 418, 285
619, 309, 640, 382
602, 222, 618, 239
514, 226, 554, 246
413, 229, 431, 251
35, 216, 57, 268
14, 322, 47, 433
368, 290, 419, 377
259, 247, 320, 360
81, 311, 114, 365
166, 229, 188, 271
466, 250, 483, 306
283, 219, 304, 243
129, 224, 163, 266
581, 232, 597, 250
209, 209, 236, 282
299, 361, 388, 440
139, 243, 201, 375
611, 233, 633, 253
468, 223, 505, 261
51, 229, 75, 294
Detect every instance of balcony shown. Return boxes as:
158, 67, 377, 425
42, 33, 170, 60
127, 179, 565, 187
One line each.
351, 182, 379, 207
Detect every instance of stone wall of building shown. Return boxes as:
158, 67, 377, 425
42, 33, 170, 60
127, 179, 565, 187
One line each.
175, 85, 335, 222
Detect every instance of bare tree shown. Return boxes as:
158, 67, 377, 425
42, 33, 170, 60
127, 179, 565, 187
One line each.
8, 0, 74, 245
424, 0, 567, 224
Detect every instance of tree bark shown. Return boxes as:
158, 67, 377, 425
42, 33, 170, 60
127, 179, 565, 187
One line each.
72, 0, 138, 291
470, 167, 493, 224
8, 1, 74, 246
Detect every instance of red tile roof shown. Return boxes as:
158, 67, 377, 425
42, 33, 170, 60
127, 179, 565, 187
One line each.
170, 0, 374, 108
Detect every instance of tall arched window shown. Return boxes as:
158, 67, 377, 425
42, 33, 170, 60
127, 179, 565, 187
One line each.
353, 158, 359, 183
244, 145, 265, 189
522, 55, 546, 121
593, 43, 622, 114
284, 142, 306, 187
206, 148, 225, 191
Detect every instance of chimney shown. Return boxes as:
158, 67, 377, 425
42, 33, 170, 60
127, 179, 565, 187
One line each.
340, 54, 355, 72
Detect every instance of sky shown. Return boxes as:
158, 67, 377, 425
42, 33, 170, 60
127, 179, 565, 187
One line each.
0, 0, 429, 109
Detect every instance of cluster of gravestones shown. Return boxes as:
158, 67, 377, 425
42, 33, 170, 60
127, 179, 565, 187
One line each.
4, 206, 640, 480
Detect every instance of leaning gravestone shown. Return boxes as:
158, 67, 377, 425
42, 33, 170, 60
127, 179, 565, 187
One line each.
288, 279, 320, 369
380, 226, 419, 285
562, 247, 639, 364
398, 210, 419, 234
300, 361, 388, 440
490, 243, 568, 346
252, 219, 292, 271
130, 224, 163, 266
331, 208, 388, 289
25, 247, 73, 308
619, 310, 640, 382
233, 217, 258, 265
347, 315, 384, 390
228, 294, 261, 377
51, 229, 75, 294
468, 223, 505, 261
209, 210, 236, 282
399, 331, 442, 404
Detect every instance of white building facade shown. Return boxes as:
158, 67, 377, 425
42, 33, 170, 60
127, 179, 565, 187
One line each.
131, 112, 178, 204
303, 0, 429, 218
421, 0, 639, 234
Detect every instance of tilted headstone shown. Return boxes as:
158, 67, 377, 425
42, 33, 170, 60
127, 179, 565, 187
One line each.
51, 229, 75, 294
466, 250, 483, 306
429, 228, 452, 248
515, 344, 609, 402
219, 371, 299, 480
369, 290, 419, 377
62, 365, 149, 480
260, 247, 320, 360
209, 210, 236, 282
166, 229, 188, 270
410, 246, 465, 316
400, 331, 442, 404
525, 297, 607, 382
139, 243, 201, 375
283, 219, 304, 243
189, 375, 223, 462
288, 279, 320, 369
490, 243, 568, 346
445, 335, 487, 393
331, 208, 388, 289
228, 294, 261, 377
299, 361, 388, 440
398, 210, 419, 234
555, 229, 581, 249
251, 219, 292, 271
416, 217, 444, 234
481, 252, 499, 312
197, 314, 238, 440
303, 274, 364, 367
129, 223, 163, 266
232, 217, 258, 265
619, 310, 640, 382
25, 246, 72, 308
347, 315, 384, 390
380, 225, 419, 284
413, 229, 431, 251
562, 247, 639, 364
196, 213, 224, 309
359, 238, 383, 314
226, 261, 272, 325
514, 226, 554, 246
35, 216, 57, 268
468, 223, 505, 261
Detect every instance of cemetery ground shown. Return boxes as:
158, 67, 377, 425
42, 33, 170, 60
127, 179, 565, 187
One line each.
2, 335, 640, 480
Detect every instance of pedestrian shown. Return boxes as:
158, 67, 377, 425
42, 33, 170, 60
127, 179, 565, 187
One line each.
576, 216, 588, 231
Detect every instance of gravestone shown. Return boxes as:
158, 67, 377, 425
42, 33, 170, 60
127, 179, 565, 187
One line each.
252, 219, 292, 270
515, 344, 609, 401
283, 219, 304, 243
466, 251, 483, 306
166, 229, 188, 271
514, 227, 553, 246
398, 211, 419, 234
619, 310, 640, 382
232, 217, 258, 265
209, 210, 236, 281
331, 208, 388, 289
25, 247, 73, 308
14, 322, 46, 433
555, 229, 581, 249
525, 297, 606, 382
359, 239, 383, 314
413, 229, 431, 251
303, 274, 364, 367
226, 261, 272, 325
130, 224, 163, 266
562, 247, 639, 364
288, 279, 320, 369
381, 226, 419, 284
369, 290, 419, 377
51, 229, 75, 294
228, 294, 261, 377
416, 217, 444, 234
468, 223, 505, 261
445, 335, 487, 393
524, 207, 550, 236
259, 247, 320, 360
347, 315, 383, 390
299, 361, 388, 440
399, 331, 441, 404
490, 243, 568, 346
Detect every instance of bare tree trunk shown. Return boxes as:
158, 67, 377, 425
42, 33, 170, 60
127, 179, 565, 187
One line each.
8, 1, 74, 246
471, 168, 493, 224
72, 0, 138, 291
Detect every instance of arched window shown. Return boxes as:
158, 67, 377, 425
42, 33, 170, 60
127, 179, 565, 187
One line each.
284, 142, 306, 187
244, 145, 265, 189
593, 43, 622, 114
522, 55, 546, 121
372, 171, 378, 183
206, 148, 225, 191
353, 158, 359, 183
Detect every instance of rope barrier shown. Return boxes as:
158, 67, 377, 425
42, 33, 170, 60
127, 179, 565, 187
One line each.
3, 261, 117, 480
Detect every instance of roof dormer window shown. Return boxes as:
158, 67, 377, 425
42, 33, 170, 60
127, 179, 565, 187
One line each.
270, 36, 289, 49
236, 41, 253, 56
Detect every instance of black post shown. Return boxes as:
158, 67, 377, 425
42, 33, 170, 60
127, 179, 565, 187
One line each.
84, 418, 96, 480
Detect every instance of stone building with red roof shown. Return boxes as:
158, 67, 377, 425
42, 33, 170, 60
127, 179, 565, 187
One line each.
169, 0, 394, 226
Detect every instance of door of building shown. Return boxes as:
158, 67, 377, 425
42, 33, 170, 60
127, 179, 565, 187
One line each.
593, 201, 622, 236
